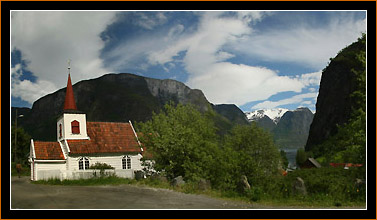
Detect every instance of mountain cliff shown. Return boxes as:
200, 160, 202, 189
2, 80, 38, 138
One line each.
13, 73, 248, 141
305, 34, 366, 155
273, 107, 314, 149
246, 107, 314, 149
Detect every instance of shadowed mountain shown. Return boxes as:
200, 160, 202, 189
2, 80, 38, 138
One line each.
13, 73, 248, 141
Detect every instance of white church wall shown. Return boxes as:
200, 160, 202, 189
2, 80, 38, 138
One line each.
34, 162, 66, 181
67, 154, 143, 172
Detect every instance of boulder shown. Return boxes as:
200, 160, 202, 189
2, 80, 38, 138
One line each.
238, 175, 251, 193
292, 177, 307, 195
134, 170, 145, 181
198, 179, 211, 191
171, 176, 185, 187
151, 173, 168, 183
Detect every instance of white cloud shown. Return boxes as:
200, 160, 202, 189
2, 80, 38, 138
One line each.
232, 15, 366, 69
11, 11, 117, 104
132, 12, 168, 30
252, 92, 319, 110
186, 62, 304, 105
296, 71, 322, 87
11, 64, 57, 104
146, 11, 307, 106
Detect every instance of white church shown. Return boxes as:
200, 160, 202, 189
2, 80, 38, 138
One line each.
29, 67, 145, 181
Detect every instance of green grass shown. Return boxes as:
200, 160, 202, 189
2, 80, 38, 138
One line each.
32, 168, 366, 208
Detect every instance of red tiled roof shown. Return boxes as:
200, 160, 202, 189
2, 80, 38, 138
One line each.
63, 74, 77, 111
67, 122, 141, 155
33, 141, 64, 160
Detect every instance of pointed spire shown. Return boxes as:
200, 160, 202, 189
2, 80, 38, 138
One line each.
63, 60, 77, 111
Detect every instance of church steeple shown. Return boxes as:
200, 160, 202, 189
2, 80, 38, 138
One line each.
58, 60, 89, 141
63, 60, 77, 111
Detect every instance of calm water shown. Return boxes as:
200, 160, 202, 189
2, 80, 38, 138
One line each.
282, 148, 298, 169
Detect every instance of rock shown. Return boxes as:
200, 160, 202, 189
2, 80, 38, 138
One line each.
151, 173, 168, 183
306, 35, 366, 152
198, 179, 211, 191
134, 170, 145, 181
238, 175, 251, 193
171, 176, 185, 187
355, 178, 365, 187
292, 177, 307, 195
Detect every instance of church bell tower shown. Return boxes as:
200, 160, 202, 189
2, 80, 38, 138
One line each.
57, 60, 89, 141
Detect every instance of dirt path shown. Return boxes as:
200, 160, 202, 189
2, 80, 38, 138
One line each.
11, 176, 255, 209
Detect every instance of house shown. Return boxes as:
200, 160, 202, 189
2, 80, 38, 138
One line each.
29, 70, 145, 181
300, 157, 321, 169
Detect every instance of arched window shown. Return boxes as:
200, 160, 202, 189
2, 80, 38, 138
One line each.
59, 124, 62, 138
78, 157, 90, 170
71, 120, 80, 134
122, 156, 131, 169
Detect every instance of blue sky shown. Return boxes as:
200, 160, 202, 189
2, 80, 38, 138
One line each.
11, 11, 366, 112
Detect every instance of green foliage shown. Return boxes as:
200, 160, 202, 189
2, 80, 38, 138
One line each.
281, 167, 366, 204
11, 125, 31, 165
219, 123, 281, 191
296, 148, 309, 167
137, 103, 220, 182
89, 162, 115, 170
11, 162, 30, 176
280, 150, 289, 169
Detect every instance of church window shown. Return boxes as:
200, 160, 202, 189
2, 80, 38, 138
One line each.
122, 156, 131, 169
79, 157, 90, 170
59, 124, 62, 138
71, 120, 80, 134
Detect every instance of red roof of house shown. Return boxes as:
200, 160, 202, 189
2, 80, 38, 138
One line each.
63, 74, 77, 111
67, 122, 141, 155
33, 141, 65, 160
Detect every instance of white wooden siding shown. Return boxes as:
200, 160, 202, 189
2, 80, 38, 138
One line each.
67, 154, 143, 171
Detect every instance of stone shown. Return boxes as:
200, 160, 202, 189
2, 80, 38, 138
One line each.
198, 179, 211, 191
292, 177, 307, 195
134, 170, 145, 181
151, 173, 168, 183
171, 176, 185, 187
238, 175, 251, 193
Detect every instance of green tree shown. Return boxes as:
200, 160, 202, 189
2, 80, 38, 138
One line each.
11, 125, 31, 166
296, 148, 308, 167
137, 103, 220, 182
280, 150, 289, 169
223, 122, 281, 187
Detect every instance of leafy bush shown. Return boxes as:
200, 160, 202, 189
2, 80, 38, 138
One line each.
89, 162, 114, 170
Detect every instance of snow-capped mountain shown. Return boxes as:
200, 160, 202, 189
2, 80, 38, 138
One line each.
245, 108, 289, 124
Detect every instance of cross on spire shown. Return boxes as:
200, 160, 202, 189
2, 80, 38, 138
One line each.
63, 60, 77, 111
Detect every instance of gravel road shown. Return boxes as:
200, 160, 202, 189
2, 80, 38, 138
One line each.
11, 176, 255, 209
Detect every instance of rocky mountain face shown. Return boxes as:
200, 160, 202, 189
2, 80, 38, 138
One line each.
273, 108, 314, 149
13, 73, 248, 141
246, 107, 314, 149
305, 35, 366, 152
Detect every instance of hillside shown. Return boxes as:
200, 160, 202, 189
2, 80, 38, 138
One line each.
305, 34, 366, 160
13, 73, 248, 141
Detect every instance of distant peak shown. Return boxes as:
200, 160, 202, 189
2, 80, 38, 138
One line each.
245, 108, 289, 124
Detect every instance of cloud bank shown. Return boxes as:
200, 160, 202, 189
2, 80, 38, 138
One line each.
11, 11, 117, 104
